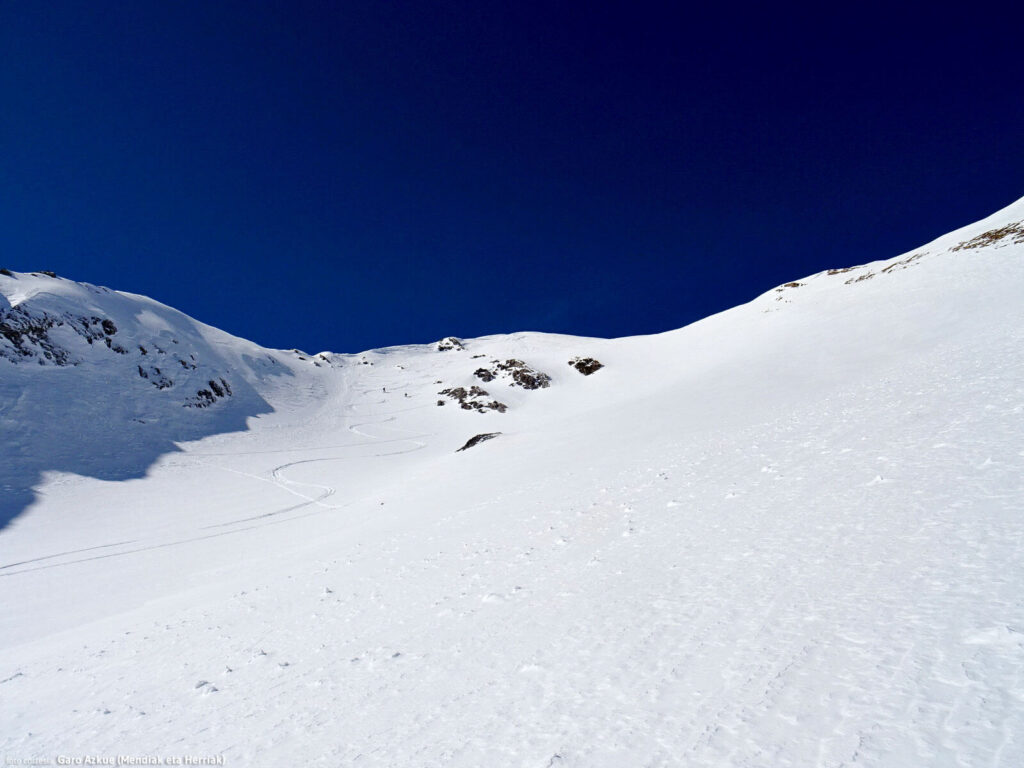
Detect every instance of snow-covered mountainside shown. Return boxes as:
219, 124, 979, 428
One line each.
2, 197, 1023, 766
0, 273, 295, 529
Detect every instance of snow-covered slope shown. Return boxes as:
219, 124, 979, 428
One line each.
0, 271, 311, 530
1, 197, 1023, 767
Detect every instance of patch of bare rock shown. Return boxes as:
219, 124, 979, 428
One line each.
456, 432, 502, 452
568, 356, 603, 375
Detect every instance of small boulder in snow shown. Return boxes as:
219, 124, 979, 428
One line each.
568, 357, 603, 376
438, 386, 507, 413
456, 432, 502, 452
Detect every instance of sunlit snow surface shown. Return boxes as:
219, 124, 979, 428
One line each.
2, 200, 1023, 766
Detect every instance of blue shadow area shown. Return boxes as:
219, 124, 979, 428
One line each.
0, 357, 289, 532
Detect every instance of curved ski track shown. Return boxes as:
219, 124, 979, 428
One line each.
0, 394, 431, 576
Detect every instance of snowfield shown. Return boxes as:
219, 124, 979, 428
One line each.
2, 198, 1023, 766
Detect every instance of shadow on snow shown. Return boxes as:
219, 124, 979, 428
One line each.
0, 356, 289, 532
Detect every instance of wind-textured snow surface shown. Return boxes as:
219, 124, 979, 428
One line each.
2, 198, 1023, 766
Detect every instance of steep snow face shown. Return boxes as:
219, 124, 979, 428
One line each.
1, 197, 1024, 767
0, 271, 309, 529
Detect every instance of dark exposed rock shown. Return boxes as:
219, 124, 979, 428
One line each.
438, 385, 489, 399
438, 386, 507, 413
37, 271, 57, 278
495, 359, 551, 389
0, 306, 140, 367
78, 317, 107, 345
440, 358, 552, 412
186, 379, 230, 407
137, 364, 173, 389
437, 336, 465, 351
0, 268, 13, 277
456, 432, 502, 452
951, 221, 1024, 251
0, 306, 69, 365
2, 290, 242, 411
190, 389, 217, 408
472, 359, 551, 390
568, 357, 603, 376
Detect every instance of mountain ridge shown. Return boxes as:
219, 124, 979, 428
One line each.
2, 197, 1023, 766
3, 195, 1022, 534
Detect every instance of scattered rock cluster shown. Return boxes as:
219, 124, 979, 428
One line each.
1, 288, 235, 410
568, 357, 603, 376
473, 359, 551, 390
772, 282, 804, 302
187, 378, 234, 408
437, 386, 508, 413
0, 306, 128, 365
439, 356, 604, 416
840, 252, 927, 285
0, 305, 67, 364
951, 221, 1024, 251
136, 364, 174, 390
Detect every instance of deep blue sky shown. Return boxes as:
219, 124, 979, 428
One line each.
2, 2, 1022, 353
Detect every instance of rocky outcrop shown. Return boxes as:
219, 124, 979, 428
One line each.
1, 287, 235, 408
0, 304, 132, 365
568, 357, 603, 376
186, 378, 234, 408
438, 386, 508, 413
0, 305, 70, 365
951, 221, 1024, 251
473, 359, 551, 390
437, 336, 465, 351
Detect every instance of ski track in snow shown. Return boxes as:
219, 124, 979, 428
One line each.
0, 392, 431, 572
